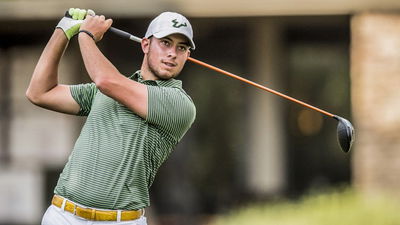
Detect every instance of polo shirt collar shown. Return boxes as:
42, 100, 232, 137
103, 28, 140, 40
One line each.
130, 71, 182, 88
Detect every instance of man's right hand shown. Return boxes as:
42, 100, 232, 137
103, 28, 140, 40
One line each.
56, 8, 95, 40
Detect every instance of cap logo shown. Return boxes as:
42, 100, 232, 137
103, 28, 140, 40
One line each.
171, 19, 187, 28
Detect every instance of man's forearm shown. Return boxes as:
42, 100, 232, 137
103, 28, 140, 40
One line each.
26, 29, 68, 101
78, 32, 119, 84
78, 31, 148, 118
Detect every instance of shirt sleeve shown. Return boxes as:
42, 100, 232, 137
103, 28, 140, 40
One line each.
69, 83, 98, 116
146, 86, 196, 141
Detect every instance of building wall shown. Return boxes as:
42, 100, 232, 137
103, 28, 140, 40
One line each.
351, 12, 400, 197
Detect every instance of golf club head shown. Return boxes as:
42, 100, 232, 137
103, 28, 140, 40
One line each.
333, 116, 355, 153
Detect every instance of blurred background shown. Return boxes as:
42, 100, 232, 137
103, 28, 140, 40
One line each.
1, 0, 400, 224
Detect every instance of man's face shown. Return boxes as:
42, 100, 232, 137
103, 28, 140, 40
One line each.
144, 34, 191, 80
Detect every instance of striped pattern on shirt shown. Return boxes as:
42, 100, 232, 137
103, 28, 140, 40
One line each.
54, 71, 196, 210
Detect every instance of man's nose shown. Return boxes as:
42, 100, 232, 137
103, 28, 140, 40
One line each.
167, 47, 177, 58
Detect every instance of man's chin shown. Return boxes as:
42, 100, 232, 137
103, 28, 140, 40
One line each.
157, 71, 178, 80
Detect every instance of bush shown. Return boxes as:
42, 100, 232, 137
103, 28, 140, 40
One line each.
209, 188, 400, 225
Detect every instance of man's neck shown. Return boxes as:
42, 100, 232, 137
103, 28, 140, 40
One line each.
140, 58, 158, 81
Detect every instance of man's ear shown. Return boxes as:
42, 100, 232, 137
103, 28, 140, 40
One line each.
141, 38, 150, 54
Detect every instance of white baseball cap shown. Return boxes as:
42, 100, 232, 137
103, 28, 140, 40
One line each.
145, 12, 195, 50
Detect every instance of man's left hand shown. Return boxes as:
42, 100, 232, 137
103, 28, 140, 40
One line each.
56, 8, 95, 40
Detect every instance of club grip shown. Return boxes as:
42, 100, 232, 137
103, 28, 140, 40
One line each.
109, 27, 142, 43
109, 27, 132, 40
64, 10, 71, 18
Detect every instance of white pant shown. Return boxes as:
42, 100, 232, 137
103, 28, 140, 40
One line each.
42, 205, 148, 225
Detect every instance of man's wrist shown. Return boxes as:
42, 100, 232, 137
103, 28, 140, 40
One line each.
54, 28, 70, 42
79, 30, 96, 41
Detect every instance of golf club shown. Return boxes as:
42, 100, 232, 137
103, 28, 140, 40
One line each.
107, 26, 354, 153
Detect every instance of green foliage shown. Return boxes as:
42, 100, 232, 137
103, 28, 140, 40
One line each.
210, 188, 400, 225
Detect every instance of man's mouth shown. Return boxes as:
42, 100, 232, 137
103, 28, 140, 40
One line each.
162, 61, 177, 68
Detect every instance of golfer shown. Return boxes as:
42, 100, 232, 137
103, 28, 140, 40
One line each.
26, 8, 196, 225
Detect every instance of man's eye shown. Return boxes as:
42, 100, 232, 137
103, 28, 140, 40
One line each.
178, 46, 188, 52
161, 40, 170, 46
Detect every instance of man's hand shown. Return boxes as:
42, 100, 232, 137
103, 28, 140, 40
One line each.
79, 15, 113, 42
56, 8, 95, 40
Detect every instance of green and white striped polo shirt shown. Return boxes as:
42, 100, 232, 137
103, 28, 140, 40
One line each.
54, 71, 196, 210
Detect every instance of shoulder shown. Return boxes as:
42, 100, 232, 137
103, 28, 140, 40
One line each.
148, 85, 193, 102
